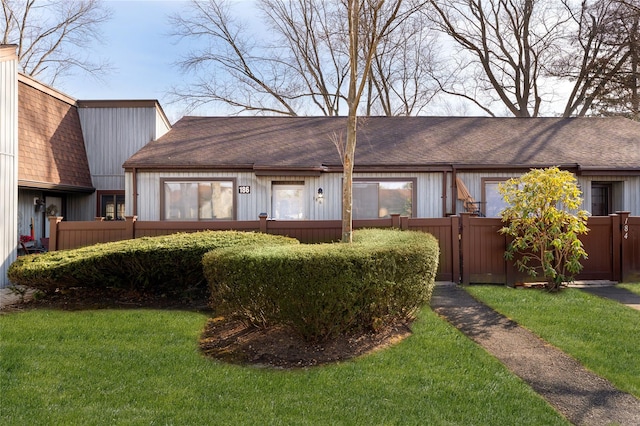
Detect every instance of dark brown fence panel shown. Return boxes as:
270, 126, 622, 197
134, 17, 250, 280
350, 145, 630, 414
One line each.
621, 213, 640, 282
134, 220, 261, 238
50, 217, 132, 251
577, 216, 617, 281
409, 217, 459, 283
461, 215, 507, 284
264, 219, 342, 243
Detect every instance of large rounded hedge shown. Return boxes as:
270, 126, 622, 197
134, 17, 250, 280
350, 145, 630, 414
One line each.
204, 229, 440, 341
8, 231, 298, 295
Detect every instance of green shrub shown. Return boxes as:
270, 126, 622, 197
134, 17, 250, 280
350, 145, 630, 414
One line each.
204, 229, 439, 341
8, 231, 298, 297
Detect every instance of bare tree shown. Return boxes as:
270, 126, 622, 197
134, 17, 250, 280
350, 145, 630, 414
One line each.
427, 0, 570, 117
1, 0, 112, 85
169, 0, 439, 117
555, 0, 640, 118
168, 0, 301, 115
366, 9, 440, 115
259, 0, 350, 116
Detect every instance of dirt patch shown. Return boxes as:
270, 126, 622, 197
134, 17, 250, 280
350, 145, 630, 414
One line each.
0, 287, 212, 312
200, 316, 412, 368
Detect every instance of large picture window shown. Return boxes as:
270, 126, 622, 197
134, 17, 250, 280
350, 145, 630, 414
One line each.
353, 179, 414, 219
163, 179, 234, 220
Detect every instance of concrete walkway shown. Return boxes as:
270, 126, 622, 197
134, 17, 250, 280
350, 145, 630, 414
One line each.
579, 286, 640, 310
0, 286, 37, 310
431, 283, 640, 426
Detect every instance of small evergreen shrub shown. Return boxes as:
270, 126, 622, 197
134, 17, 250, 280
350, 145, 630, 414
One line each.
204, 229, 439, 341
8, 231, 298, 296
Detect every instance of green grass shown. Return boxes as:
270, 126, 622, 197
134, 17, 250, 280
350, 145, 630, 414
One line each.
465, 285, 640, 398
0, 308, 567, 425
618, 282, 640, 297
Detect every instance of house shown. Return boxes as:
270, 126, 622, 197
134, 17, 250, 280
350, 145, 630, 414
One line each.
0, 44, 171, 287
123, 116, 640, 223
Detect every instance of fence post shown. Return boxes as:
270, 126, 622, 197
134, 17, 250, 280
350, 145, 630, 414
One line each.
451, 215, 461, 284
125, 215, 137, 240
460, 213, 472, 285
617, 211, 631, 282
400, 215, 409, 230
48, 216, 63, 251
391, 214, 401, 228
259, 213, 268, 234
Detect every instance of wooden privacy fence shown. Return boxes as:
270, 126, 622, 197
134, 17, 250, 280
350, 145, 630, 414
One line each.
48, 212, 640, 284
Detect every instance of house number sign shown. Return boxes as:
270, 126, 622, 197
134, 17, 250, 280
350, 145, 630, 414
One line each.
238, 185, 251, 194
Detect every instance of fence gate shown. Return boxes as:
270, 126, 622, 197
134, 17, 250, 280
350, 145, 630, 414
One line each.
461, 215, 507, 284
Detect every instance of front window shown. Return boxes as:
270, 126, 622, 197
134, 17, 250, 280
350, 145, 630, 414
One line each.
99, 192, 125, 220
353, 179, 414, 219
163, 180, 234, 220
483, 178, 510, 218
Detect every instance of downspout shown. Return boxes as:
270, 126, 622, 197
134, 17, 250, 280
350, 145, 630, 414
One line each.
442, 169, 448, 217
132, 167, 138, 217
452, 166, 458, 216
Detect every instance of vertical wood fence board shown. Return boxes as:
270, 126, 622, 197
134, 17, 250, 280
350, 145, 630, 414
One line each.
578, 217, 614, 280
621, 214, 640, 282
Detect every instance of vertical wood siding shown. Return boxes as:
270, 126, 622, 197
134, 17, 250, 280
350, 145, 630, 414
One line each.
1, 49, 18, 287
128, 170, 448, 221
78, 106, 158, 192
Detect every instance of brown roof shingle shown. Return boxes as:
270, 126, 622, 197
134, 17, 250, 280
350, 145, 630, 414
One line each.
18, 76, 93, 192
123, 116, 640, 173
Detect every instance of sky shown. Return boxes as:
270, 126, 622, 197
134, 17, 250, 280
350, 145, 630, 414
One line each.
58, 0, 252, 123
53, 0, 569, 123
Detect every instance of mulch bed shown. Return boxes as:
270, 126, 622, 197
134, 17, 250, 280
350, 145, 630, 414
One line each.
199, 316, 412, 368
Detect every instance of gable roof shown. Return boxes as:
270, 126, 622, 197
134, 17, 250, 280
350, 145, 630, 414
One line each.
123, 116, 640, 174
18, 74, 94, 192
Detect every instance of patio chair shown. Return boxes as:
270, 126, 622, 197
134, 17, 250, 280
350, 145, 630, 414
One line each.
19, 240, 46, 255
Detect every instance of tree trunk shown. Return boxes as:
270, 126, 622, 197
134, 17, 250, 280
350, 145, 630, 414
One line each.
342, 113, 357, 243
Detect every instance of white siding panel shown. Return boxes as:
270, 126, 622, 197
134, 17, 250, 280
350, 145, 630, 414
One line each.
1, 49, 18, 287
578, 175, 640, 216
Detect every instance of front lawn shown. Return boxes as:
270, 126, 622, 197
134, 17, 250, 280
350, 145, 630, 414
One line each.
0, 307, 567, 425
465, 285, 640, 398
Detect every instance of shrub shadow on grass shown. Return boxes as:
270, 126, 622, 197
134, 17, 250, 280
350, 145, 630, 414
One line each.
430, 284, 519, 339
2, 286, 214, 314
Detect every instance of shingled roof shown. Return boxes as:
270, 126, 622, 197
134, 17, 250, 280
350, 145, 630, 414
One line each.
123, 116, 640, 173
18, 74, 94, 192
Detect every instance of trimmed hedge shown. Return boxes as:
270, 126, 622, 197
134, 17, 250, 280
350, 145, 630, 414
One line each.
8, 231, 299, 296
204, 229, 439, 341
